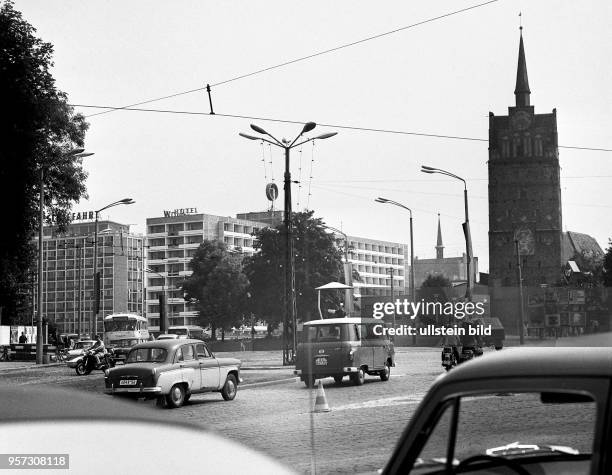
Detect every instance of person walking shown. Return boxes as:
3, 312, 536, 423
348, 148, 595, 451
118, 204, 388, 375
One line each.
18, 332, 28, 344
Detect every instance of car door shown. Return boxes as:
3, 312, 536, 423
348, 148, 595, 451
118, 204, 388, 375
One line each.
196, 343, 219, 390
176, 344, 201, 392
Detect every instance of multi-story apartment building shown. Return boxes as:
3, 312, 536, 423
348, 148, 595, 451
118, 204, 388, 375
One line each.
145, 209, 267, 330
346, 236, 409, 298
34, 220, 145, 335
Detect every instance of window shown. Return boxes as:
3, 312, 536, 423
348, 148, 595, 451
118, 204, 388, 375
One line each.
195, 343, 210, 358
181, 344, 195, 361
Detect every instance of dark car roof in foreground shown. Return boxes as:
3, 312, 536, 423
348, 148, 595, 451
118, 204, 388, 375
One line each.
443, 347, 612, 383
132, 338, 204, 351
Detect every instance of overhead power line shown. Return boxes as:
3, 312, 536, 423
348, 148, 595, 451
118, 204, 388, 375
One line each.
83, 0, 499, 118
70, 104, 612, 152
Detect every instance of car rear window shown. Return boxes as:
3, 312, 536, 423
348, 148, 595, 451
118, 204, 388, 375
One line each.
126, 348, 167, 363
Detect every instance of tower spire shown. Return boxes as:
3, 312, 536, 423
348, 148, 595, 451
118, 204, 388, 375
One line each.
514, 23, 531, 107
435, 213, 444, 259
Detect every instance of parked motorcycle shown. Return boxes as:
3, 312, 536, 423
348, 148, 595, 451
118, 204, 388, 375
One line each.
75, 348, 115, 375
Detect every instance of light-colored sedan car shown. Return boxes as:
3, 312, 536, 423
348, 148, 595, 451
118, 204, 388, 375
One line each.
104, 339, 241, 408
65, 340, 96, 368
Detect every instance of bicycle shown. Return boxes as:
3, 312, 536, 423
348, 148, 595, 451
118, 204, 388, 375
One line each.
55, 347, 69, 363
0, 345, 11, 362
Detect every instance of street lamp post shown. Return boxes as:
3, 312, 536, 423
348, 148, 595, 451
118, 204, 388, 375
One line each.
420, 166, 473, 301
322, 225, 354, 316
36, 147, 92, 364
93, 198, 135, 337
375, 197, 416, 343
240, 123, 337, 365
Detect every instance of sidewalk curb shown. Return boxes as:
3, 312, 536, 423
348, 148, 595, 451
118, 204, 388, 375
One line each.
0, 362, 64, 373
240, 377, 299, 389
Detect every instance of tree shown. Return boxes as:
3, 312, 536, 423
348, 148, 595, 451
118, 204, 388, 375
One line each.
421, 274, 452, 288
182, 241, 249, 340
244, 210, 344, 328
0, 1, 89, 323
603, 240, 612, 287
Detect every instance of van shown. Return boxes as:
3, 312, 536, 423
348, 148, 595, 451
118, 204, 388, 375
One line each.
294, 317, 395, 387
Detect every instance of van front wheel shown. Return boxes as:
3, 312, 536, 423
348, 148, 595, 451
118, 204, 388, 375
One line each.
380, 363, 390, 381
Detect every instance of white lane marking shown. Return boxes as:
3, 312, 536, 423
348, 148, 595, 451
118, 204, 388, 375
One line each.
333, 393, 425, 412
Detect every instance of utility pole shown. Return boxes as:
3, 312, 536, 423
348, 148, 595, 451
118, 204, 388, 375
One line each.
515, 240, 525, 345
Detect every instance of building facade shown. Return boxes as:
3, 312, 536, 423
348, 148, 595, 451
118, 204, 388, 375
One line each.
346, 235, 409, 299
34, 220, 144, 336
145, 210, 268, 330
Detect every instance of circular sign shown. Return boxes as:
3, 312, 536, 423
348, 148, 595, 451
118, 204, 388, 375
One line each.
265, 183, 278, 201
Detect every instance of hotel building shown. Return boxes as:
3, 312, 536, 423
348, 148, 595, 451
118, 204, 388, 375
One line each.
145, 210, 267, 330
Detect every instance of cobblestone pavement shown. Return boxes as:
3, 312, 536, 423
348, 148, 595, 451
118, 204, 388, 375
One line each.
0, 347, 594, 474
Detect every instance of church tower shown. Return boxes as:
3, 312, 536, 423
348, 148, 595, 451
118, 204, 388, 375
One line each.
435, 214, 444, 259
488, 29, 563, 290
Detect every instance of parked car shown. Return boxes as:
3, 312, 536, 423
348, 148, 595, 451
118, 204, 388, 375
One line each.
382, 347, 612, 474
104, 339, 242, 408
294, 317, 395, 387
156, 333, 181, 340
106, 338, 141, 363
65, 340, 96, 368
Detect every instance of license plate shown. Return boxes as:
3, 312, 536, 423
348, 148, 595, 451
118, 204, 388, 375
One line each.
119, 379, 137, 386
315, 357, 327, 366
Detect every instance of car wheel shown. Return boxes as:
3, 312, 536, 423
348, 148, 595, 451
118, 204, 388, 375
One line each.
221, 374, 238, 401
333, 375, 343, 384
75, 361, 86, 376
165, 384, 186, 408
351, 368, 365, 386
380, 363, 391, 381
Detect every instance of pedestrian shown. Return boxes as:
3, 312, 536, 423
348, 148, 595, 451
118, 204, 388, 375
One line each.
334, 303, 346, 318
18, 332, 28, 344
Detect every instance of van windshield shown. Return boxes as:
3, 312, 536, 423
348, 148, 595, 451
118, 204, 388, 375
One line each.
305, 324, 349, 342
169, 328, 188, 335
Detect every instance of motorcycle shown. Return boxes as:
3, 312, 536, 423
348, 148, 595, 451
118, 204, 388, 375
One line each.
441, 345, 482, 371
75, 348, 115, 375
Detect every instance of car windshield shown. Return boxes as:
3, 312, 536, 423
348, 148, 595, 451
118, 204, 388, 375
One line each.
168, 328, 188, 335
105, 320, 138, 332
415, 392, 596, 470
126, 348, 167, 363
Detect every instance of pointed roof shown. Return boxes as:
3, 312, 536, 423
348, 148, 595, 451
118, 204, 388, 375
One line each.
435, 213, 444, 259
514, 28, 531, 107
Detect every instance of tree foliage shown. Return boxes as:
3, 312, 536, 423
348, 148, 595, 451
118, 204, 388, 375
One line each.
244, 210, 344, 326
421, 274, 452, 288
0, 1, 89, 321
182, 240, 249, 340
603, 240, 612, 287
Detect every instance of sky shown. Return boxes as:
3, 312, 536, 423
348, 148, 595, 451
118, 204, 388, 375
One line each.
13, 0, 612, 272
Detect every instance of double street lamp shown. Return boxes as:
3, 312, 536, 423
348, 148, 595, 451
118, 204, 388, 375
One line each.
420, 165, 473, 301
37, 147, 93, 364
240, 122, 337, 365
374, 198, 415, 303
93, 198, 135, 337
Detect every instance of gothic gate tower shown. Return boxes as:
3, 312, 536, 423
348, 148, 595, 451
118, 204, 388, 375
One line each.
488, 29, 563, 326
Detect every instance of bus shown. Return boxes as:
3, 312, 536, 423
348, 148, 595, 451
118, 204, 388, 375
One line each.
103, 313, 150, 346
167, 325, 208, 340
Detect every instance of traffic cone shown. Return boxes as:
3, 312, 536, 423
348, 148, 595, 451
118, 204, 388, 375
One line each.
313, 380, 331, 413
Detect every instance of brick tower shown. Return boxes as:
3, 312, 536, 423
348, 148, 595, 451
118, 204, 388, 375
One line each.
488, 30, 563, 325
